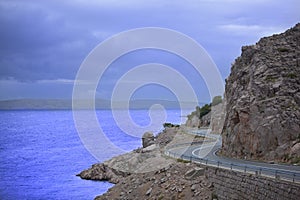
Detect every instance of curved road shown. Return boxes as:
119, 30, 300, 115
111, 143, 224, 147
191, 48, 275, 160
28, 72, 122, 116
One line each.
166, 128, 300, 183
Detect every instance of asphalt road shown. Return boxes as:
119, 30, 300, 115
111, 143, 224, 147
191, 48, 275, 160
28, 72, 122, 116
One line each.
166, 128, 300, 182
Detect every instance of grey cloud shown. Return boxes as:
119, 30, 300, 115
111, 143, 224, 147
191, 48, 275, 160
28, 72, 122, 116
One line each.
0, 0, 299, 99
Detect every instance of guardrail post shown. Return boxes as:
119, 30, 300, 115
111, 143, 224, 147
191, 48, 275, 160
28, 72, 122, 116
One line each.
275, 170, 280, 180
230, 163, 232, 170
259, 168, 262, 175
244, 166, 247, 173
293, 173, 295, 183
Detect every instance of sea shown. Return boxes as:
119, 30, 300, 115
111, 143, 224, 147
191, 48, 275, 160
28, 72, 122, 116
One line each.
0, 109, 190, 200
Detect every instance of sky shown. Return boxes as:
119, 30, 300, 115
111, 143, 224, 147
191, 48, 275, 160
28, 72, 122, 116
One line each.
0, 0, 299, 102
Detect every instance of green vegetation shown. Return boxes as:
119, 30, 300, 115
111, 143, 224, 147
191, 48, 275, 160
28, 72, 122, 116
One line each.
199, 104, 212, 117
163, 122, 180, 128
282, 153, 300, 165
187, 96, 223, 120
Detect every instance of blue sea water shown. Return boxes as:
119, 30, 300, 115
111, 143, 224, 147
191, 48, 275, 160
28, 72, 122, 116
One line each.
0, 109, 188, 200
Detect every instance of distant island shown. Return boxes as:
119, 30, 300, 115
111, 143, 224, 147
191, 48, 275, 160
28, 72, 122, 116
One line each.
0, 98, 200, 110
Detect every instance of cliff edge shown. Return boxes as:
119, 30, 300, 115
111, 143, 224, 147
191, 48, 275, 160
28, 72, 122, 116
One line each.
221, 23, 300, 163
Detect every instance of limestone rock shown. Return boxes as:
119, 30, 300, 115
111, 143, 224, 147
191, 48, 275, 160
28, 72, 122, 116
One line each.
76, 163, 125, 184
221, 23, 300, 163
142, 132, 155, 148
141, 144, 157, 153
184, 167, 205, 180
145, 187, 152, 196
185, 101, 226, 134
185, 114, 201, 128
209, 101, 226, 134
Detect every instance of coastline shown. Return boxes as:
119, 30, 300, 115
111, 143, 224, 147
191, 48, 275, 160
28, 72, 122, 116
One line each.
77, 125, 300, 200
77, 126, 213, 199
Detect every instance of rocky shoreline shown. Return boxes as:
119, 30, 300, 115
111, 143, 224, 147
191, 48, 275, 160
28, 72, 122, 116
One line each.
77, 127, 214, 199
77, 23, 300, 199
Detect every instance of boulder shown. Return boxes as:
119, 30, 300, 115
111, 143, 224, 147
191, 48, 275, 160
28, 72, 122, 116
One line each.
142, 132, 155, 148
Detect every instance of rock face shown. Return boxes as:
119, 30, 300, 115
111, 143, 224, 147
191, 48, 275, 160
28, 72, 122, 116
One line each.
185, 101, 226, 134
185, 114, 201, 128
221, 23, 300, 163
209, 101, 226, 134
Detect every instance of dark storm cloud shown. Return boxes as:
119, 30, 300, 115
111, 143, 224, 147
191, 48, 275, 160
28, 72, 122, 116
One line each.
0, 0, 299, 99
0, 0, 99, 81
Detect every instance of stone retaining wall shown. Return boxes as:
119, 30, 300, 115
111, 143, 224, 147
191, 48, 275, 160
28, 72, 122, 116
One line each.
205, 166, 300, 200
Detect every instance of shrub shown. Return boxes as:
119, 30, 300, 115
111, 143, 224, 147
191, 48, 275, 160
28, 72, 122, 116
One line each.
200, 103, 211, 117
163, 122, 180, 128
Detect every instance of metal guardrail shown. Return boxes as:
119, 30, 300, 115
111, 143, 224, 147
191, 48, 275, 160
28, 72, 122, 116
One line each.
164, 140, 215, 149
165, 148, 300, 184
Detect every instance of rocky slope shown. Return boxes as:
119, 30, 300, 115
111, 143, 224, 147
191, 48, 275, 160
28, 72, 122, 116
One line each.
95, 162, 212, 200
221, 23, 300, 163
78, 127, 213, 199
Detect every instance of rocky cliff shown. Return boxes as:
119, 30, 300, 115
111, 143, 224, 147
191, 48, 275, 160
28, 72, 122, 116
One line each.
221, 23, 300, 163
185, 100, 226, 134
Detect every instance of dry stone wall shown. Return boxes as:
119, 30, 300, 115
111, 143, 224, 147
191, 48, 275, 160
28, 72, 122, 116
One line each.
205, 167, 300, 200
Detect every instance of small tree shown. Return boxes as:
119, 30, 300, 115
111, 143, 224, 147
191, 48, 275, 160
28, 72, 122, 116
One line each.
200, 103, 211, 117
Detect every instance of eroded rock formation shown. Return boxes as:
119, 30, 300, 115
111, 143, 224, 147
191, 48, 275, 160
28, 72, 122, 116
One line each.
221, 23, 300, 163
185, 101, 226, 134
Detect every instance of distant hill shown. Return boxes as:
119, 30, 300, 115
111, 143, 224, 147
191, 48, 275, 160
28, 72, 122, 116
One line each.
0, 99, 199, 110
0, 99, 73, 110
